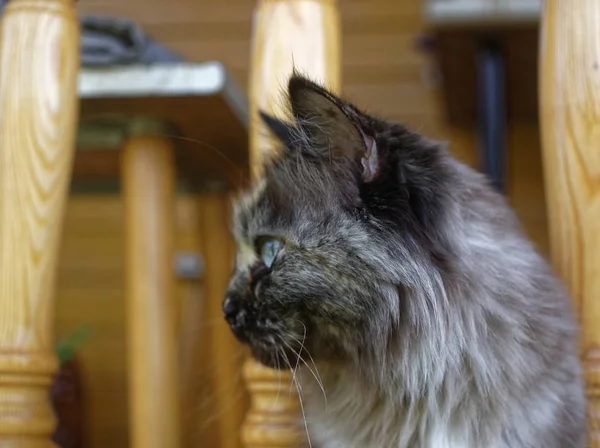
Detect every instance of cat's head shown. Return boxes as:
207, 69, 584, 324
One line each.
223, 75, 456, 370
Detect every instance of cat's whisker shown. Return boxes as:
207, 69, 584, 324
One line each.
285, 325, 328, 410
183, 351, 248, 442
190, 366, 245, 414
291, 320, 322, 372
280, 344, 298, 398
146, 132, 248, 187
282, 338, 328, 411
290, 367, 312, 448
180, 347, 247, 395
274, 347, 283, 408
280, 348, 312, 448
194, 388, 245, 432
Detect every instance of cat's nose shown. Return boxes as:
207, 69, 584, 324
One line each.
223, 294, 249, 343
223, 297, 239, 324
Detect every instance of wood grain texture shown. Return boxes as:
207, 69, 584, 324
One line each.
539, 0, 600, 444
244, 0, 341, 446
121, 136, 181, 448
248, 0, 341, 178
0, 0, 79, 445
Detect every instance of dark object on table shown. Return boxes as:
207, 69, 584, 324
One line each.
0, 4, 183, 66
80, 15, 184, 67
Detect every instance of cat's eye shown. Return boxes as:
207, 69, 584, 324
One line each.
256, 237, 283, 269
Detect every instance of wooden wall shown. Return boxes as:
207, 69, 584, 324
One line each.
55, 0, 547, 447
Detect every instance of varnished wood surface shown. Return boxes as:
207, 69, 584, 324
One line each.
248, 0, 341, 177
539, 1, 600, 444
121, 136, 181, 448
0, 0, 79, 445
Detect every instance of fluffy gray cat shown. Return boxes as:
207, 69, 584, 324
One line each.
222, 74, 586, 448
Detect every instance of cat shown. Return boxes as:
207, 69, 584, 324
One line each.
222, 74, 586, 448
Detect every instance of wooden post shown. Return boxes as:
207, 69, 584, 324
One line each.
243, 1, 341, 446
0, 0, 79, 446
122, 134, 181, 448
539, 1, 600, 445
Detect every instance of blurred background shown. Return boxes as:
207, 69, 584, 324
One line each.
50, 0, 545, 447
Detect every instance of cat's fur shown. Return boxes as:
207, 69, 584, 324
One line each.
223, 74, 586, 448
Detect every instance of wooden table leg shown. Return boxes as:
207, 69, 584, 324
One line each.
539, 1, 600, 445
122, 134, 181, 448
0, 0, 79, 446
243, 1, 341, 447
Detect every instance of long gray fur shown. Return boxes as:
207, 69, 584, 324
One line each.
223, 74, 586, 448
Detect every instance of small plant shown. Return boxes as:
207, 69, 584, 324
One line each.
54, 326, 95, 365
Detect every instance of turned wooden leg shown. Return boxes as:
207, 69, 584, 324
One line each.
199, 195, 248, 448
122, 134, 181, 448
243, 1, 341, 447
539, 1, 600, 445
0, 0, 79, 446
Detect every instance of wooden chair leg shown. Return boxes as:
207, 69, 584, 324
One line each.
0, 0, 79, 446
539, 1, 600, 445
122, 134, 181, 448
243, 1, 341, 447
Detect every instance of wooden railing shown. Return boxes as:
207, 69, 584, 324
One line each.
242, 1, 340, 447
539, 1, 600, 445
0, 0, 79, 445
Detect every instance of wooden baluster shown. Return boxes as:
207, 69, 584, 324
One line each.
199, 195, 248, 448
243, 1, 341, 447
122, 132, 181, 448
0, 0, 79, 446
539, 1, 600, 445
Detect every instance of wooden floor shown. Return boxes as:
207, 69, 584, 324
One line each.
57, 1, 547, 446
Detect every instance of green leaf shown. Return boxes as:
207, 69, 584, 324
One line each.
55, 325, 95, 365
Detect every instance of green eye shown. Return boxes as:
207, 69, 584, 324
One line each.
257, 237, 283, 268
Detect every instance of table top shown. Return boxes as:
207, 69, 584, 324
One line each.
74, 61, 249, 188
424, 0, 541, 27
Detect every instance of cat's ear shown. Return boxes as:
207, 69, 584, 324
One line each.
287, 75, 379, 183
259, 110, 297, 149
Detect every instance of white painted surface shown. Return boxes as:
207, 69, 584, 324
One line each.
424, 0, 541, 25
77, 61, 249, 127
78, 61, 226, 98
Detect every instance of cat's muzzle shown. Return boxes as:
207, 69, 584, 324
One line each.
222, 293, 295, 370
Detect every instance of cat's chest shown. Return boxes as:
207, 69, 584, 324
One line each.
306, 378, 480, 448
309, 418, 471, 448
303, 373, 473, 448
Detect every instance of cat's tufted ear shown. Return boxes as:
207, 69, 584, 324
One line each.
259, 110, 298, 150
287, 75, 380, 183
